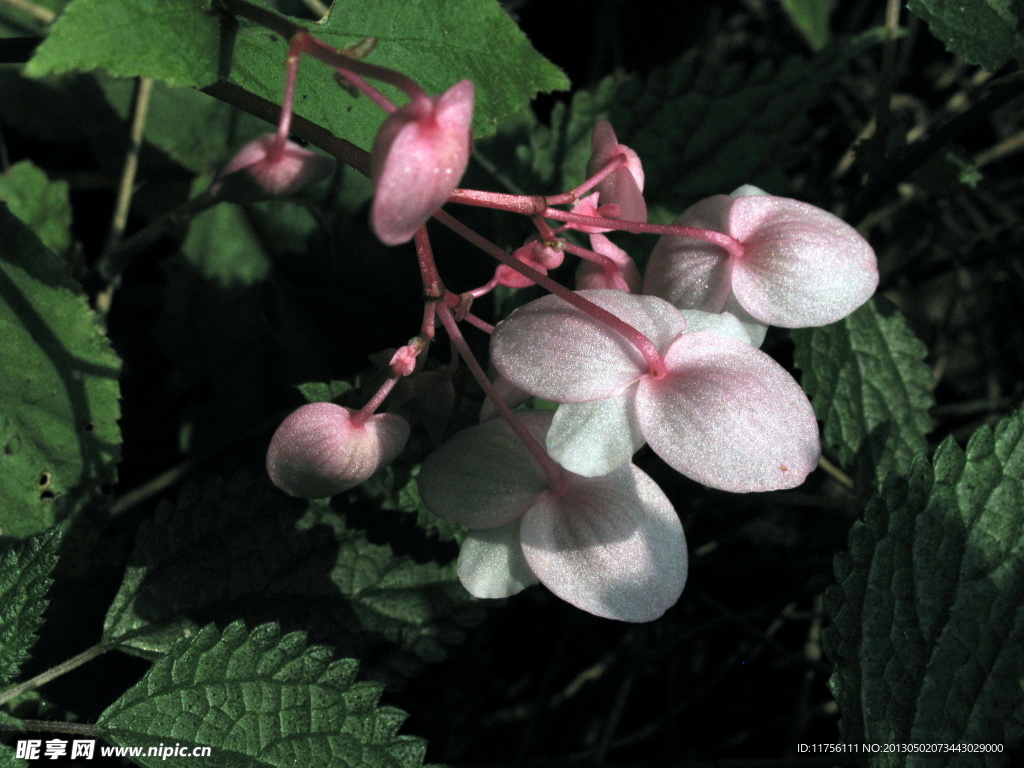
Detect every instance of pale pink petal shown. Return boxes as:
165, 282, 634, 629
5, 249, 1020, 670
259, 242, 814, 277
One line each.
546, 388, 644, 477
729, 195, 878, 327
635, 332, 820, 492
643, 195, 734, 313
417, 412, 550, 529
266, 403, 409, 498
678, 308, 753, 344
457, 519, 539, 599
719, 295, 769, 348
587, 120, 647, 223
575, 233, 641, 292
491, 290, 685, 403
370, 80, 474, 245
479, 373, 532, 422
520, 464, 687, 622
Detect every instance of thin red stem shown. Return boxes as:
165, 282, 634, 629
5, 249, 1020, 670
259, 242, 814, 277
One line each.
436, 303, 568, 497
543, 208, 745, 259
560, 240, 614, 268
563, 152, 626, 201
432, 210, 668, 377
353, 375, 401, 425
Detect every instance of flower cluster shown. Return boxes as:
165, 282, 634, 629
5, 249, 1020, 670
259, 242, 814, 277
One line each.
254, 26, 878, 622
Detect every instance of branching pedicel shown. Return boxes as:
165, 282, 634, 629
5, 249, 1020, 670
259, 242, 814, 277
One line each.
246, 7, 879, 622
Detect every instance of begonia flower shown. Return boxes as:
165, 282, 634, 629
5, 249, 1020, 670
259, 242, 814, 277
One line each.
587, 119, 647, 223
490, 290, 821, 487
643, 186, 878, 338
213, 134, 335, 201
417, 411, 688, 622
575, 233, 641, 292
266, 402, 409, 498
370, 80, 474, 245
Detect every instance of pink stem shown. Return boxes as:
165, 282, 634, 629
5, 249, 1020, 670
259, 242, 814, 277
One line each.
544, 208, 745, 259
353, 374, 401, 426
432, 209, 668, 378
273, 39, 302, 148
560, 240, 614, 268
562, 153, 626, 201
436, 303, 568, 497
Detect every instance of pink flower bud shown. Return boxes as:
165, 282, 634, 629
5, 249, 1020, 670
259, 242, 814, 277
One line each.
493, 236, 565, 288
213, 135, 335, 202
370, 80, 475, 245
586, 119, 647, 223
266, 402, 409, 498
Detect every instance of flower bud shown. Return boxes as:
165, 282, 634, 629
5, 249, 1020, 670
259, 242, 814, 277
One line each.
266, 402, 409, 498
370, 80, 474, 245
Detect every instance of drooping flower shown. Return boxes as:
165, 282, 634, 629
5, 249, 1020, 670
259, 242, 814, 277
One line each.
490, 289, 821, 487
586, 119, 647, 223
417, 411, 688, 622
370, 80, 474, 245
266, 402, 409, 498
643, 186, 878, 342
213, 134, 336, 201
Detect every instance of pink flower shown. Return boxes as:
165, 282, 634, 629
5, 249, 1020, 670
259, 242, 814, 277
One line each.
213, 135, 335, 201
643, 186, 878, 338
417, 411, 687, 622
490, 290, 821, 488
266, 402, 409, 498
370, 80, 474, 245
586, 119, 647, 223
575, 233, 641, 292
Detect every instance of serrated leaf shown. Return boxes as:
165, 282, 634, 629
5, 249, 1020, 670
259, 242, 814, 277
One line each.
0, 527, 62, 687
780, 0, 834, 50
103, 473, 480, 681
825, 407, 1024, 766
98, 621, 429, 768
25, 0, 221, 88
229, 0, 569, 149
0, 206, 121, 538
0, 161, 73, 257
26, 0, 567, 150
907, 0, 1022, 71
793, 297, 934, 492
491, 34, 880, 221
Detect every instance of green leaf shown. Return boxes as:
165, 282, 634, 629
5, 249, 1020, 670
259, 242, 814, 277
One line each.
0, 527, 62, 687
25, 0, 222, 88
0, 206, 122, 538
104, 473, 480, 681
0, 742, 28, 768
825, 407, 1024, 765
98, 621, 430, 768
491, 33, 881, 222
100, 78, 268, 175
780, 0, 834, 51
793, 297, 934, 492
26, 0, 567, 150
229, 0, 569, 149
0, 162, 73, 258
182, 201, 274, 287
907, 0, 1022, 71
